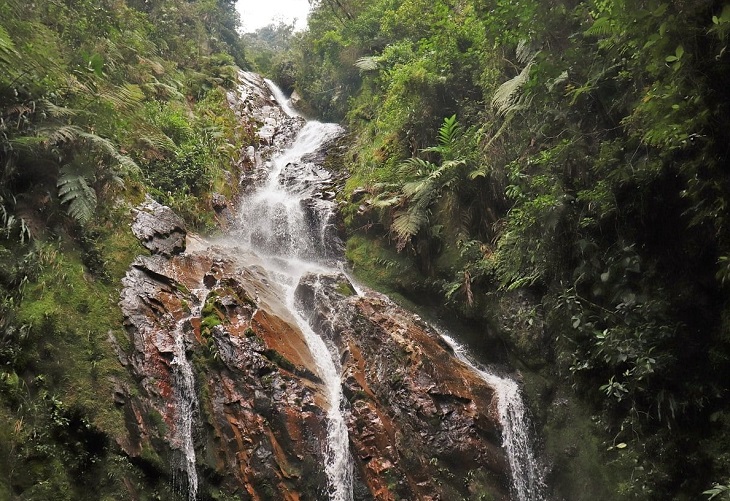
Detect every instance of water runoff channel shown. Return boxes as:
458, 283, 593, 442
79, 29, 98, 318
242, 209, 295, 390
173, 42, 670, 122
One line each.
203, 78, 546, 501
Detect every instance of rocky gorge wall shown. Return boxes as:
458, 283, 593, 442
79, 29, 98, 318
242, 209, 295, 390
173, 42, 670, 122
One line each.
113, 72, 513, 500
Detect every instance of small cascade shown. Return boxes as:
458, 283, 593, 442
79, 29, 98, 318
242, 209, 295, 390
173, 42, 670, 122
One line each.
264, 78, 300, 118
440, 332, 546, 501
291, 296, 353, 501
236, 120, 343, 263
232, 81, 353, 500
170, 290, 207, 501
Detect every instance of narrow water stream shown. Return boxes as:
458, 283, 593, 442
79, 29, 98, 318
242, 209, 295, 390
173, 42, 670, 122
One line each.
170, 291, 206, 501
440, 332, 547, 501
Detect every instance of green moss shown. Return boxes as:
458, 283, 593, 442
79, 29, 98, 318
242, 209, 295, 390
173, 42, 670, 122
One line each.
345, 234, 422, 299
201, 291, 226, 337
465, 469, 499, 501
15, 244, 132, 439
263, 350, 296, 373
533, 381, 629, 500
335, 280, 356, 297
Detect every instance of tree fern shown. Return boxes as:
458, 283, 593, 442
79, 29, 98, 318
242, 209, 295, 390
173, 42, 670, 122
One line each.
378, 115, 470, 250
57, 164, 97, 224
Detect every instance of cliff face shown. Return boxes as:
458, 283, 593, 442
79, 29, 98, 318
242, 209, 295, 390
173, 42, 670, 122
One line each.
119, 242, 331, 499
118, 237, 509, 500
113, 71, 511, 500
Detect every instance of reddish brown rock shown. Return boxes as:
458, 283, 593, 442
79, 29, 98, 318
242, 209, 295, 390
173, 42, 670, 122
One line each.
118, 238, 511, 500
295, 272, 511, 501
119, 244, 330, 499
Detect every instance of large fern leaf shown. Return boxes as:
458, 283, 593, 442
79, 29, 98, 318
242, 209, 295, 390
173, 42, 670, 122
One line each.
423, 114, 463, 157
355, 56, 380, 71
391, 208, 428, 250
57, 165, 97, 224
0, 24, 18, 68
77, 131, 139, 174
398, 157, 437, 177
492, 61, 534, 116
436, 114, 461, 147
44, 125, 84, 145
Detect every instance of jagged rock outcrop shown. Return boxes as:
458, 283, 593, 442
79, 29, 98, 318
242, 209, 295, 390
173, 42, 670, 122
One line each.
118, 246, 511, 500
117, 71, 511, 500
118, 245, 331, 499
131, 197, 187, 257
295, 272, 511, 501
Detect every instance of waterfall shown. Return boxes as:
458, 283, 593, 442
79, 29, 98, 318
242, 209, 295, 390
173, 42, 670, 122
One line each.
170, 293, 205, 501
439, 332, 547, 501
230, 76, 546, 500
233, 83, 353, 501
264, 78, 300, 118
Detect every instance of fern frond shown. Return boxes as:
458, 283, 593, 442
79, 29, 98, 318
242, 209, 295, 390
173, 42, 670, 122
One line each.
77, 131, 139, 174
370, 194, 403, 208
57, 165, 97, 224
136, 128, 177, 154
0, 24, 18, 67
44, 125, 84, 145
391, 208, 428, 250
402, 177, 434, 198
584, 17, 621, 38
492, 60, 534, 116
398, 157, 437, 177
438, 114, 462, 146
355, 56, 380, 71
138, 56, 166, 76
40, 100, 79, 118
516, 39, 537, 65
103, 83, 145, 111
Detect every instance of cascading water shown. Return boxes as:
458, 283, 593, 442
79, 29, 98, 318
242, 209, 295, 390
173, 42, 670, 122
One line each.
233, 85, 353, 501
439, 332, 547, 501
170, 294, 205, 501
232, 77, 546, 501
264, 78, 300, 118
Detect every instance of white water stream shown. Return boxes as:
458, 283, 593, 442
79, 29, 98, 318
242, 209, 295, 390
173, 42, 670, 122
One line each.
440, 332, 547, 501
170, 292, 206, 501
233, 92, 353, 500
264, 78, 300, 118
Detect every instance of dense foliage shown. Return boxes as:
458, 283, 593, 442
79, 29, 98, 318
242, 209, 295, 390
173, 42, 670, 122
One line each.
0, 0, 251, 498
281, 0, 730, 498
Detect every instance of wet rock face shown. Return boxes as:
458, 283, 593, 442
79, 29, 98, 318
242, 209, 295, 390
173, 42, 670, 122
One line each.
295, 272, 511, 501
131, 197, 186, 257
119, 244, 510, 500
119, 245, 330, 499
229, 71, 306, 189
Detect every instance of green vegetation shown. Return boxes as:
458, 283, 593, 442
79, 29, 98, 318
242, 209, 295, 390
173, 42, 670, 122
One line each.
0, 0, 253, 498
1, 0, 729, 498
274, 0, 730, 498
